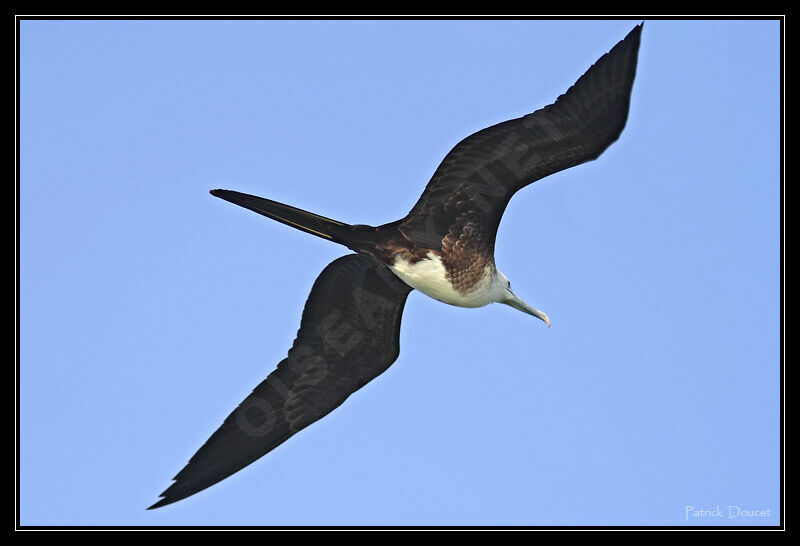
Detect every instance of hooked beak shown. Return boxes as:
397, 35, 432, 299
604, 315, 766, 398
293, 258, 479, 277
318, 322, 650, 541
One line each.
503, 290, 551, 327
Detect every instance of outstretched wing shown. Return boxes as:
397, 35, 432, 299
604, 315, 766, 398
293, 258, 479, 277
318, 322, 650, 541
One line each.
398, 24, 642, 251
149, 254, 413, 509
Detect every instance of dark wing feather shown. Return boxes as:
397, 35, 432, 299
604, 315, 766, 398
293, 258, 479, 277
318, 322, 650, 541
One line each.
398, 24, 642, 251
149, 254, 413, 509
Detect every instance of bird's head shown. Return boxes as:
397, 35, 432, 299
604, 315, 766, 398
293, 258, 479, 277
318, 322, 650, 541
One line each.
494, 272, 551, 327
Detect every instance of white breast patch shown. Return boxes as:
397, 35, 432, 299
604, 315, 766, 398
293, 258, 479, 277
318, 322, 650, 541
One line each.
389, 253, 498, 308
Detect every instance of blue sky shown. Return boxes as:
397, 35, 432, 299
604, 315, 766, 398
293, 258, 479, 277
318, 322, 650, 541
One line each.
19, 19, 781, 526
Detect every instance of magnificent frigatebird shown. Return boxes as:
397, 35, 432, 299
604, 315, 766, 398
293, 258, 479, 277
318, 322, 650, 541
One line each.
150, 23, 642, 509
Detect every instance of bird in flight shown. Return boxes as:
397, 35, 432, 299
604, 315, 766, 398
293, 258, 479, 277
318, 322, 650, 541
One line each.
150, 23, 642, 509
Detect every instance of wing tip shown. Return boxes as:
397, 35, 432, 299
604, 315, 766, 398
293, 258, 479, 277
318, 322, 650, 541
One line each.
147, 483, 179, 510
147, 497, 171, 510
147, 484, 191, 510
626, 22, 644, 43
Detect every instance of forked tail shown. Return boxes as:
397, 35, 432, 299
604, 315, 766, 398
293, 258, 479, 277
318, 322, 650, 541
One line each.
210, 189, 356, 248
